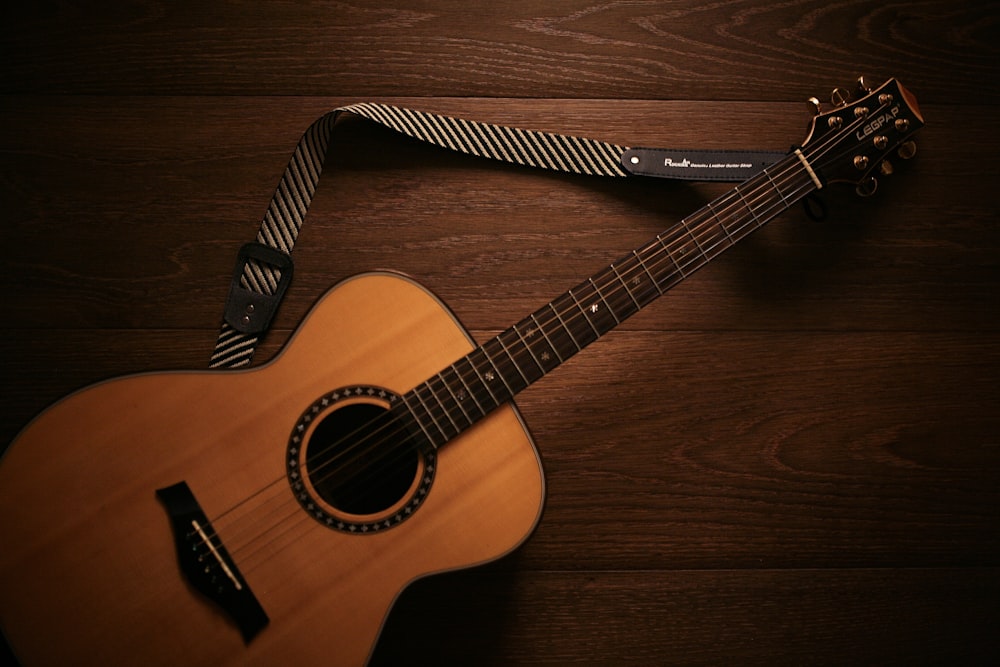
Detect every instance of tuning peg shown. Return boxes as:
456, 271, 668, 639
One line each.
855, 75, 872, 96
830, 87, 851, 107
897, 141, 917, 160
807, 96, 822, 116
856, 177, 878, 197
879, 161, 894, 176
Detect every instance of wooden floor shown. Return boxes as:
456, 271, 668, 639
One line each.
2, 2, 998, 664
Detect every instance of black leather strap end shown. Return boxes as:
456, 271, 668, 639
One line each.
223, 242, 294, 335
622, 148, 786, 182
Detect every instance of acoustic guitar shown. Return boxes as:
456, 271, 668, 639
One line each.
0, 79, 922, 666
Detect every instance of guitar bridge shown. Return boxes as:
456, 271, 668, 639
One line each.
156, 481, 269, 643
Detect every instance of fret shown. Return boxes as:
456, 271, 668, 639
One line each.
631, 249, 661, 290
588, 278, 620, 324
501, 328, 546, 381
593, 266, 641, 319
759, 173, 791, 216
764, 165, 792, 208
426, 375, 467, 433
656, 232, 688, 277
504, 327, 544, 378
632, 237, 672, 300
750, 172, 793, 227
574, 278, 621, 336
496, 329, 543, 387
688, 213, 727, 258
735, 184, 764, 228
445, 364, 486, 419
708, 201, 737, 244
622, 250, 663, 308
512, 317, 560, 375
609, 261, 643, 310
437, 370, 476, 424
717, 195, 758, 243
488, 336, 525, 386
452, 356, 495, 414
478, 340, 522, 397
546, 301, 583, 354
678, 218, 706, 254
588, 278, 622, 336
400, 392, 444, 450
414, 383, 457, 442
528, 313, 565, 364
666, 216, 717, 277
566, 289, 600, 338
564, 288, 603, 340
466, 347, 511, 406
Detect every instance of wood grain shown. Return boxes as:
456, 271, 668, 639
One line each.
2, 99, 994, 335
3, 1, 997, 103
2, 0, 998, 664
370, 566, 1000, 666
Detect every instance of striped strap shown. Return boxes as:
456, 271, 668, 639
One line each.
209, 104, 632, 369
209, 104, 778, 368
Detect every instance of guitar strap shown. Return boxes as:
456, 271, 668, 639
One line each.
209, 103, 786, 369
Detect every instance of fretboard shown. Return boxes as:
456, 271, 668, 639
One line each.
402, 150, 818, 449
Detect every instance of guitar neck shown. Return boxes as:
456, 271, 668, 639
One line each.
402, 150, 818, 449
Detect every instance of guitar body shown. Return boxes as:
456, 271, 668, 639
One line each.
0, 271, 545, 666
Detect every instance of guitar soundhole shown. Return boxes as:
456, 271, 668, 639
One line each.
287, 386, 436, 533
306, 402, 417, 516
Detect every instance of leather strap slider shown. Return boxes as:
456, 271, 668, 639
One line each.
622, 148, 786, 182
223, 242, 294, 335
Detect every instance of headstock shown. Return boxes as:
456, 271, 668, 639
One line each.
801, 77, 924, 196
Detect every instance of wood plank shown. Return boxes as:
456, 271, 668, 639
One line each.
519, 330, 1000, 570
2, 1, 995, 103
369, 566, 1000, 665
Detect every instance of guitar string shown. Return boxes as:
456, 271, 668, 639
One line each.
198, 104, 886, 575
217, 151, 824, 571
211, 152, 827, 575
227, 168, 820, 576
326, 155, 821, 485
210, 148, 825, 570
228, 161, 826, 578
274, 125, 881, 521
215, 105, 864, 528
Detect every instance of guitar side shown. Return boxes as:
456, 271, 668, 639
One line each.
0, 271, 545, 666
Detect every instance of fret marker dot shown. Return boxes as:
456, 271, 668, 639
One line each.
590, 303, 600, 313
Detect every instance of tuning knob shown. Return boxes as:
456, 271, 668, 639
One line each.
855, 75, 872, 95
807, 96, 822, 116
856, 177, 878, 197
898, 141, 917, 160
879, 161, 894, 176
831, 87, 851, 107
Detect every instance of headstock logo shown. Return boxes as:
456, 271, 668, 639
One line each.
856, 105, 901, 141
